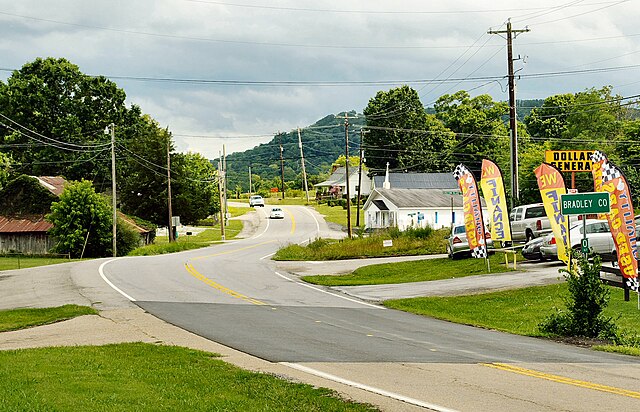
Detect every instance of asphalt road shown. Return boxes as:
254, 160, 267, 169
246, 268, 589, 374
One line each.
96, 205, 640, 411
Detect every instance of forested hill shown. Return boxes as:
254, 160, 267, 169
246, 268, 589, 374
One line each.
222, 112, 365, 192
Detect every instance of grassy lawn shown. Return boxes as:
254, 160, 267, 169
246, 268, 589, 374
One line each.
0, 255, 77, 271
274, 228, 448, 261
0, 305, 97, 333
302, 253, 513, 286
312, 203, 364, 228
131, 220, 244, 256
0, 343, 376, 412
384, 283, 640, 354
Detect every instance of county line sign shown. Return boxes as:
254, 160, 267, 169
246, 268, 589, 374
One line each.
560, 192, 610, 215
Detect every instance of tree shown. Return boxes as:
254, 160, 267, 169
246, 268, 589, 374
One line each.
434, 91, 509, 168
171, 152, 219, 225
0, 57, 133, 183
47, 180, 113, 258
363, 85, 455, 173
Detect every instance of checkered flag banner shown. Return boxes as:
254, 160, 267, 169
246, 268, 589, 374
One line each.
601, 161, 622, 183
453, 164, 469, 181
627, 278, 639, 292
471, 246, 488, 259
590, 150, 608, 164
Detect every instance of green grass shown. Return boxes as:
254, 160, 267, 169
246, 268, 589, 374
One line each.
130, 220, 244, 256
383, 283, 640, 354
0, 305, 97, 332
0, 255, 77, 271
274, 228, 448, 261
302, 253, 513, 286
0, 343, 376, 411
312, 203, 364, 228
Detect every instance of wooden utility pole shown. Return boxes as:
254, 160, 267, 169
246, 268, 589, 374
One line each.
279, 134, 285, 200
248, 164, 252, 197
344, 117, 352, 239
108, 123, 117, 256
356, 128, 368, 227
218, 154, 225, 240
223, 144, 228, 227
298, 128, 310, 204
489, 19, 529, 208
167, 132, 174, 242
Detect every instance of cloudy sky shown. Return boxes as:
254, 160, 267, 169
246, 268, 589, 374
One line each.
0, 0, 638, 158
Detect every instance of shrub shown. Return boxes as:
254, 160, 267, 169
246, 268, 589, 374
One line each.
116, 218, 142, 257
539, 252, 619, 342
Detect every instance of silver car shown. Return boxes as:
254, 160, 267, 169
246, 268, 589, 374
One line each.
539, 219, 616, 261
447, 223, 494, 259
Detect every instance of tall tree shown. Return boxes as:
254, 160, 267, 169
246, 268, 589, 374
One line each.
363, 85, 455, 173
172, 152, 219, 225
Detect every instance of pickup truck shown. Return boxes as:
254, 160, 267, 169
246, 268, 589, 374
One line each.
510, 203, 552, 242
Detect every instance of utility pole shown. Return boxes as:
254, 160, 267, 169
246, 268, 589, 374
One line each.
223, 144, 228, 227
344, 117, 353, 239
279, 134, 285, 200
108, 123, 117, 256
489, 19, 529, 208
298, 128, 310, 204
248, 164, 252, 197
356, 128, 368, 227
218, 154, 225, 240
166, 132, 174, 242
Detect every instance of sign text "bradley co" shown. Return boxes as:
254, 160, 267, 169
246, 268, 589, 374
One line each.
545, 150, 594, 172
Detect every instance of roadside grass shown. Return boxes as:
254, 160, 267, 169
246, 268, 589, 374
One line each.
0, 305, 97, 333
312, 203, 364, 228
129, 220, 243, 256
0, 343, 376, 412
302, 253, 513, 286
274, 228, 448, 261
0, 255, 78, 271
384, 283, 640, 354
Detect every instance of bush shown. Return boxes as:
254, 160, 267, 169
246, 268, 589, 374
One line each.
196, 217, 218, 226
539, 252, 619, 342
116, 218, 142, 257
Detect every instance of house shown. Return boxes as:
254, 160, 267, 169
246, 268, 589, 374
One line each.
314, 166, 371, 199
0, 175, 66, 254
371, 172, 458, 190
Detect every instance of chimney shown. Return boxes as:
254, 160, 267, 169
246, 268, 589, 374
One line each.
383, 162, 390, 189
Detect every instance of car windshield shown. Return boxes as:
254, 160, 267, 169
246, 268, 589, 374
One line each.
453, 225, 466, 234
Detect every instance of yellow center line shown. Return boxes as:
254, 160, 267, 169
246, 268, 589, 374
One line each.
191, 239, 276, 261
482, 363, 640, 399
185, 263, 266, 305
285, 208, 296, 234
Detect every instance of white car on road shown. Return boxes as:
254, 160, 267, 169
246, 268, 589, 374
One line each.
540, 219, 616, 261
249, 195, 265, 207
269, 207, 284, 219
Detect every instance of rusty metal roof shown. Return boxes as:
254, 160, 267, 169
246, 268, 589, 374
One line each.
0, 215, 52, 233
33, 176, 67, 196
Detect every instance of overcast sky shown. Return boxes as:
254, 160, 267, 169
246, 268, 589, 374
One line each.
1, 0, 638, 158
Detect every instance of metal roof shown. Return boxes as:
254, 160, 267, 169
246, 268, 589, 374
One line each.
0, 215, 53, 233
372, 199, 389, 211
368, 188, 486, 209
314, 167, 360, 187
372, 172, 458, 190
33, 176, 67, 196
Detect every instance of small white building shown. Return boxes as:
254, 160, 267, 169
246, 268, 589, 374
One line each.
363, 188, 488, 231
314, 166, 371, 199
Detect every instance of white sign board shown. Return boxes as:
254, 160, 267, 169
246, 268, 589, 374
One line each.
383, 239, 393, 247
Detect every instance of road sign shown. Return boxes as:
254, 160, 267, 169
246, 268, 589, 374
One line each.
560, 192, 610, 215
581, 238, 590, 254
443, 190, 462, 195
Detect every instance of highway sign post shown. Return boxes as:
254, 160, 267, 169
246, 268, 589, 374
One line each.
560, 192, 611, 257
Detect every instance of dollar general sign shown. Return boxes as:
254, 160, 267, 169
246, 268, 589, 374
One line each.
545, 150, 594, 172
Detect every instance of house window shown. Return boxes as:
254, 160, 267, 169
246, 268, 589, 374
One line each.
452, 211, 455, 224
435, 211, 438, 224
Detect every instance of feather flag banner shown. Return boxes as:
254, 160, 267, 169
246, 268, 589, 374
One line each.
453, 164, 487, 259
480, 159, 511, 242
535, 163, 571, 264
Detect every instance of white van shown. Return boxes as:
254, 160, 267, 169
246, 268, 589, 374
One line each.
249, 195, 265, 207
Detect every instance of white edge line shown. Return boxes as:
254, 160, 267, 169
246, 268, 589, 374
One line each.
260, 252, 276, 260
280, 362, 459, 412
250, 207, 270, 240
302, 205, 321, 236
99, 259, 137, 301
274, 271, 383, 310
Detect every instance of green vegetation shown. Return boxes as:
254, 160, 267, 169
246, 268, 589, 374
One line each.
313, 203, 364, 228
0, 343, 376, 411
302, 253, 513, 286
274, 227, 447, 261
384, 283, 640, 354
0, 305, 97, 332
129, 221, 244, 256
0, 255, 77, 271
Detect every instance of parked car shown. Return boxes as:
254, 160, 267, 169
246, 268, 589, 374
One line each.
539, 219, 616, 261
521, 236, 546, 261
269, 207, 284, 219
446, 223, 493, 259
510, 203, 552, 242
249, 195, 265, 207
